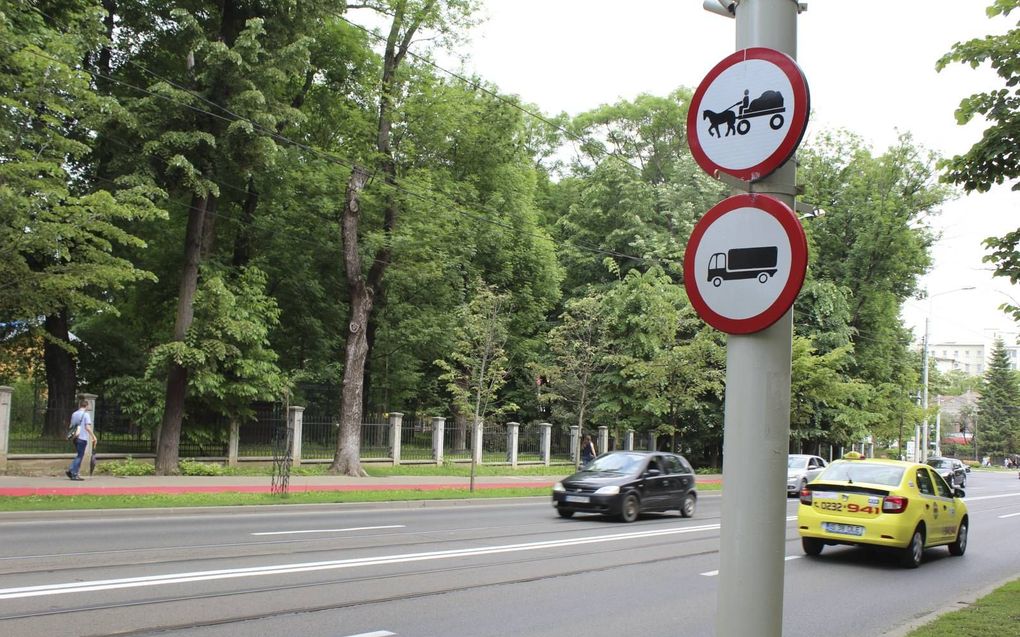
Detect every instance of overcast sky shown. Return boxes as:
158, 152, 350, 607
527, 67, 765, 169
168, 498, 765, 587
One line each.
451, 0, 1019, 346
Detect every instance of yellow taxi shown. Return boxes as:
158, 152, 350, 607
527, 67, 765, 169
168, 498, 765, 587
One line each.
797, 456, 968, 568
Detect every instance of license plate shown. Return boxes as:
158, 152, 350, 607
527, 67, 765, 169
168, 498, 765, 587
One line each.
823, 522, 864, 536
564, 495, 590, 503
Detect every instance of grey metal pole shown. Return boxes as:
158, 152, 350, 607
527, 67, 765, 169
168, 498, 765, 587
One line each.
921, 317, 930, 462
716, 2, 799, 636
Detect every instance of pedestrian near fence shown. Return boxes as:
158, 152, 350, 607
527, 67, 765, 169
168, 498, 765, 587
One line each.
66, 400, 96, 481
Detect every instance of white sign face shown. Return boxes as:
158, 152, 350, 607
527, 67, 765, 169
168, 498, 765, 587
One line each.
696, 60, 794, 172
694, 207, 792, 319
687, 48, 810, 182
684, 194, 807, 334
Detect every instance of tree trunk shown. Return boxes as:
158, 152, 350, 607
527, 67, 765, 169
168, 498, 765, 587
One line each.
452, 408, 467, 451
330, 3, 432, 474
231, 176, 258, 267
331, 167, 371, 476
42, 311, 76, 437
156, 194, 210, 474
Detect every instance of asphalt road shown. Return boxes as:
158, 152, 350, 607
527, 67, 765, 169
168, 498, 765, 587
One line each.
1, 472, 1018, 637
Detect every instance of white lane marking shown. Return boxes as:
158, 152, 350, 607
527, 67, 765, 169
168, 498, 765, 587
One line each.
344, 632, 396, 637
998, 512, 1020, 519
964, 493, 1020, 502
0, 523, 722, 600
700, 555, 800, 577
251, 525, 404, 536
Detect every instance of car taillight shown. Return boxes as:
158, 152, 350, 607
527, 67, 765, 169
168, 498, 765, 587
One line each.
799, 488, 812, 505
882, 495, 908, 513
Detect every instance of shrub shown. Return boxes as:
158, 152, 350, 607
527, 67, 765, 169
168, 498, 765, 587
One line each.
178, 459, 227, 476
100, 457, 155, 476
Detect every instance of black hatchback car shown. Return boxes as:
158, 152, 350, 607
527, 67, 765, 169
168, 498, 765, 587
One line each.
926, 457, 968, 488
552, 451, 698, 522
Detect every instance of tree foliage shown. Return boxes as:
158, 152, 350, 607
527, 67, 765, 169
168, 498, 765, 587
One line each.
977, 338, 1020, 457
938, 2, 1020, 320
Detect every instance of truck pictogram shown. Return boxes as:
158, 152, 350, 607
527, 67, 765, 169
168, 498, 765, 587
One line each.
707, 246, 778, 286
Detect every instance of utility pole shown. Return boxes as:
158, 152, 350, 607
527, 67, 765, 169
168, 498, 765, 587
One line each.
703, 2, 803, 637
921, 317, 930, 462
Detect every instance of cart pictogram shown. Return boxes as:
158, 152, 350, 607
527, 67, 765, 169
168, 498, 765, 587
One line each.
703, 90, 786, 139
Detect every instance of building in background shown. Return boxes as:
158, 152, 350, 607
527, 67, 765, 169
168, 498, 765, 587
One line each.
926, 330, 1020, 376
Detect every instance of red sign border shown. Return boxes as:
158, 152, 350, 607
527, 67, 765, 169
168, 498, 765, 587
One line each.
684, 194, 807, 334
686, 47, 810, 182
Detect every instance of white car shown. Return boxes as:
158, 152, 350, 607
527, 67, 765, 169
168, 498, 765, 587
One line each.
788, 454, 827, 496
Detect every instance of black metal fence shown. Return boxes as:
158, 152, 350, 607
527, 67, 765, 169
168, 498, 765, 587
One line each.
7, 399, 584, 466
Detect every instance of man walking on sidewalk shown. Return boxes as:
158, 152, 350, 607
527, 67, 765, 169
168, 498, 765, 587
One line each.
66, 400, 96, 481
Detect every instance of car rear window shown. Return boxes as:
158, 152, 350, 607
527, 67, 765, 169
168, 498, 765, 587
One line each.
819, 462, 904, 487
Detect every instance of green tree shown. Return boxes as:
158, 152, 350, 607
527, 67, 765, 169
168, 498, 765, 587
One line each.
95, 1, 329, 473
937, 1, 1020, 194
537, 292, 614, 434
938, 2, 1020, 318
798, 131, 948, 445
332, 0, 478, 476
976, 338, 1020, 458
553, 91, 724, 292
0, 1, 163, 435
942, 1, 1020, 322
435, 282, 515, 490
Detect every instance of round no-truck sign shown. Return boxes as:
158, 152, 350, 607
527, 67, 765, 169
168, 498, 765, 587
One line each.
687, 47, 809, 182
684, 194, 807, 334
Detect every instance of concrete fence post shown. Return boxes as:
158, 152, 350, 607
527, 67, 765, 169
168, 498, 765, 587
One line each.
648, 432, 657, 452
507, 422, 519, 467
389, 412, 403, 465
432, 416, 446, 465
0, 386, 12, 472
597, 426, 608, 455
569, 425, 580, 466
289, 406, 304, 466
540, 422, 552, 466
625, 429, 634, 451
227, 422, 239, 467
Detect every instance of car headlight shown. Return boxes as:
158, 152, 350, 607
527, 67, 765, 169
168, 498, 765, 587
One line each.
552, 482, 565, 493
594, 485, 620, 495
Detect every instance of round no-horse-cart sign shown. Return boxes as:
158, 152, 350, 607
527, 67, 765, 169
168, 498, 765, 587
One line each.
684, 194, 807, 334
687, 47, 809, 182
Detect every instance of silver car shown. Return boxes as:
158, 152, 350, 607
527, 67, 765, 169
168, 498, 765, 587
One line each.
787, 454, 827, 496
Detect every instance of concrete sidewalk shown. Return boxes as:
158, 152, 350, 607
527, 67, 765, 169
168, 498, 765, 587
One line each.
0, 473, 567, 497
0, 473, 723, 497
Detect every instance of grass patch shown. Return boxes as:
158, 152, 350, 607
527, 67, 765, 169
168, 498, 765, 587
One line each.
363, 463, 573, 477
906, 578, 1020, 636
0, 487, 552, 512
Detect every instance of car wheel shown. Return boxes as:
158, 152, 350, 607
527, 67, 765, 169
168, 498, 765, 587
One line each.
802, 537, 824, 556
680, 493, 696, 518
949, 519, 968, 556
619, 494, 640, 523
557, 508, 574, 519
900, 528, 924, 568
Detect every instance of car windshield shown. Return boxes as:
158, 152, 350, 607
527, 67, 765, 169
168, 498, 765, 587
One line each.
585, 453, 646, 474
819, 462, 904, 487
927, 459, 950, 468
787, 456, 807, 469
